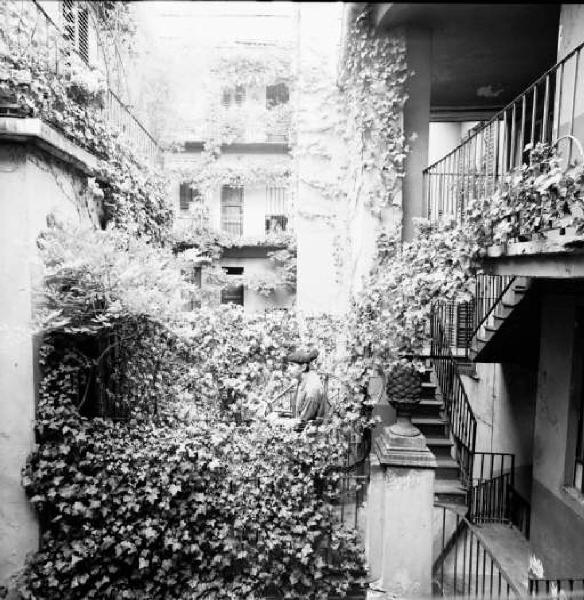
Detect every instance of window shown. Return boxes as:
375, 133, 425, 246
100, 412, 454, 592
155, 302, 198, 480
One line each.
265, 186, 289, 233
266, 83, 289, 108
179, 184, 200, 211
222, 85, 246, 108
573, 311, 584, 493
221, 267, 244, 306
221, 186, 243, 236
62, 0, 89, 64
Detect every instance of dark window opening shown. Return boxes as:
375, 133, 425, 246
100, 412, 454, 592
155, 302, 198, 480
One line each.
221, 267, 244, 306
266, 83, 289, 108
574, 313, 584, 492
179, 184, 200, 211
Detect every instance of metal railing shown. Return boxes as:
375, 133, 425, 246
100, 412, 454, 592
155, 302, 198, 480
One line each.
431, 301, 475, 358
470, 452, 516, 526
3, 0, 160, 165
430, 305, 478, 486
434, 507, 522, 598
473, 275, 516, 340
529, 578, 584, 600
424, 40, 584, 225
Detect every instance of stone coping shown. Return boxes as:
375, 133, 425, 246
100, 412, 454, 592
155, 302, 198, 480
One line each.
0, 117, 98, 175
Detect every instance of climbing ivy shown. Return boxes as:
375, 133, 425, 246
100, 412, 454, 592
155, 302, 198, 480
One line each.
0, 0, 172, 243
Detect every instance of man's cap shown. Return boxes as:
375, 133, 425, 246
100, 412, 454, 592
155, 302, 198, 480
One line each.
286, 348, 318, 364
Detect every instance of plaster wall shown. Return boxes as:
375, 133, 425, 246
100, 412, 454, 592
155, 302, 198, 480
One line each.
0, 144, 98, 583
428, 121, 479, 166
402, 26, 432, 242
461, 363, 536, 493
530, 292, 584, 576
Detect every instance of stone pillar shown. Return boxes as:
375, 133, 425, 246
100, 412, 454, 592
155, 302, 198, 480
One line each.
369, 423, 436, 598
366, 456, 385, 582
402, 26, 432, 242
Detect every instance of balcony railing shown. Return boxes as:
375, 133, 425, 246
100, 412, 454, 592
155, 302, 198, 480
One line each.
4, 0, 160, 165
424, 40, 584, 224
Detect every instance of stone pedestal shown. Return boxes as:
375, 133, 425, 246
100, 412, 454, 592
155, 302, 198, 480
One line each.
369, 425, 436, 599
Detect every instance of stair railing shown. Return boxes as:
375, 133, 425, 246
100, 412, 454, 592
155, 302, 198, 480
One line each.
529, 577, 584, 600
433, 507, 522, 598
431, 306, 478, 487
473, 274, 517, 340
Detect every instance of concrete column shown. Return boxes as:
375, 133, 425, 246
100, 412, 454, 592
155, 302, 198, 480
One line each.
401, 27, 432, 242
370, 422, 437, 598
366, 456, 385, 581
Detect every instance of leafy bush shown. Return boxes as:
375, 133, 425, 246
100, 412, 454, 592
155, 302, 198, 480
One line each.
466, 142, 584, 249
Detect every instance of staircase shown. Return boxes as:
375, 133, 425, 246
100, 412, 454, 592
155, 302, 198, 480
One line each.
414, 364, 467, 507
469, 276, 532, 362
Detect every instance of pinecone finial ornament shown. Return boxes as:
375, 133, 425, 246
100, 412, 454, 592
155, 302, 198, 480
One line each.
385, 361, 424, 437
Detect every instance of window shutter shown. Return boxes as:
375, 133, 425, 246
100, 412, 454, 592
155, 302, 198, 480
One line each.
78, 6, 89, 63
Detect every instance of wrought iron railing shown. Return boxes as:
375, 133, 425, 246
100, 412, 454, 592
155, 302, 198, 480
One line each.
473, 274, 516, 339
431, 301, 474, 358
424, 40, 584, 224
469, 452, 531, 539
3, 0, 160, 165
430, 305, 477, 485
529, 577, 584, 600
434, 507, 522, 598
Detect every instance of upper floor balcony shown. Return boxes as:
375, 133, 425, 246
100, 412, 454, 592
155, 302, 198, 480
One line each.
424, 38, 584, 278
1, 0, 161, 166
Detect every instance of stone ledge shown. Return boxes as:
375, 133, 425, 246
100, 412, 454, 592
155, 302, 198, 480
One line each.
0, 117, 98, 175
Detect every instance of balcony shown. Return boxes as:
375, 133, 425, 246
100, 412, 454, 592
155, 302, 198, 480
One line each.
424, 39, 584, 276
1, 0, 160, 166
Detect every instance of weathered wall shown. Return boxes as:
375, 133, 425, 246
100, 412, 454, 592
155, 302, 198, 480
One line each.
462, 363, 536, 493
530, 292, 584, 576
0, 142, 98, 583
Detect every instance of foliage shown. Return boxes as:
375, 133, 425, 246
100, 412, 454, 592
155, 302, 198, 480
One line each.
35, 225, 195, 335
12, 222, 365, 598
210, 45, 292, 89
0, 0, 172, 243
17, 344, 365, 599
346, 220, 474, 383
466, 142, 584, 250
340, 8, 409, 214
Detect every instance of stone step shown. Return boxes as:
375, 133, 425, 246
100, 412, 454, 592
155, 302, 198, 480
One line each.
412, 416, 448, 436
435, 457, 460, 480
425, 436, 454, 458
434, 479, 467, 506
417, 398, 443, 417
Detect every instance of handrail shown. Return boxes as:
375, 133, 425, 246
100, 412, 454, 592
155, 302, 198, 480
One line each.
431, 305, 477, 486
472, 274, 516, 340
424, 38, 584, 224
425, 38, 584, 173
